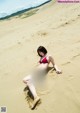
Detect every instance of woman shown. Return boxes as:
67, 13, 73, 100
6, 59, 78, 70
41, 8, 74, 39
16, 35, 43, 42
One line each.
23, 46, 62, 109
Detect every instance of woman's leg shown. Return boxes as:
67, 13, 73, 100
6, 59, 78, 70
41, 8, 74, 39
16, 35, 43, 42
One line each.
23, 75, 40, 109
23, 75, 38, 99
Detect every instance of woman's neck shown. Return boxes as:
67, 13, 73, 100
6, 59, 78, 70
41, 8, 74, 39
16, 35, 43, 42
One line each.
41, 54, 47, 59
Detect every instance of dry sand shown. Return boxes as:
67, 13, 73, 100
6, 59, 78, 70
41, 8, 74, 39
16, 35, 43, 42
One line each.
0, 0, 80, 113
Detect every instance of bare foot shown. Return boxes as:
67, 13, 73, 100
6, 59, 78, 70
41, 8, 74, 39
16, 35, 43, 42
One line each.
31, 97, 40, 110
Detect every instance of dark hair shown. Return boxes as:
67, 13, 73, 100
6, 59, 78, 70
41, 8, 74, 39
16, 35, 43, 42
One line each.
37, 46, 47, 57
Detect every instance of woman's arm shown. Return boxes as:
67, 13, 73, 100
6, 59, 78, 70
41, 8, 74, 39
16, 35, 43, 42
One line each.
49, 55, 62, 74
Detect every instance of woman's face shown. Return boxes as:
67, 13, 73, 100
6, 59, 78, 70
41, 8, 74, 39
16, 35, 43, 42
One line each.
38, 51, 45, 57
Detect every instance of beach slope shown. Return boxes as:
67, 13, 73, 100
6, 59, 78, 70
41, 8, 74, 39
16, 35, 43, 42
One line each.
0, 1, 80, 113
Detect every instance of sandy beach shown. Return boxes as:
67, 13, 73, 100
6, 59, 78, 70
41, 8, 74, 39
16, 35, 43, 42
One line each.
0, 0, 80, 113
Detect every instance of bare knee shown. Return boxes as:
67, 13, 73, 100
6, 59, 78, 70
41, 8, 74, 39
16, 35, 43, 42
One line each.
23, 75, 30, 83
23, 74, 32, 86
23, 79, 27, 84
23, 77, 29, 84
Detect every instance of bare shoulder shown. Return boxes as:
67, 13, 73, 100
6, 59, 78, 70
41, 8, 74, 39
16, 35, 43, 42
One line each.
47, 54, 53, 59
46, 54, 53, 61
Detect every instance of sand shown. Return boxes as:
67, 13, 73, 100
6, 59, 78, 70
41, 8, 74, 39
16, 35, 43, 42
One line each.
0, 0, 80, 113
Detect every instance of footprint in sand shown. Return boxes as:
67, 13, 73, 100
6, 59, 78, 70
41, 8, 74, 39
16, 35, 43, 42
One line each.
61, 61, 71, 66
51, 21, 70, 29
71, 53, 80, 60
31, 31, 48, 39
37, 31, 48, 37
18, 42, 21, 44
78, 14, 80, 17
76, 40, 80, 43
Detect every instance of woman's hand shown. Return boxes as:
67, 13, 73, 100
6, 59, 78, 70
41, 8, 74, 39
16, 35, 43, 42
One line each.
56, 69, 62, 74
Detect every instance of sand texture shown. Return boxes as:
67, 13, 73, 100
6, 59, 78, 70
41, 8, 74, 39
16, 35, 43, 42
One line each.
0, 1, 80, 113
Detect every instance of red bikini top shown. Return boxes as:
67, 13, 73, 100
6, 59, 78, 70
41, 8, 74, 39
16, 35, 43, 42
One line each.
39, 56, 48, 64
